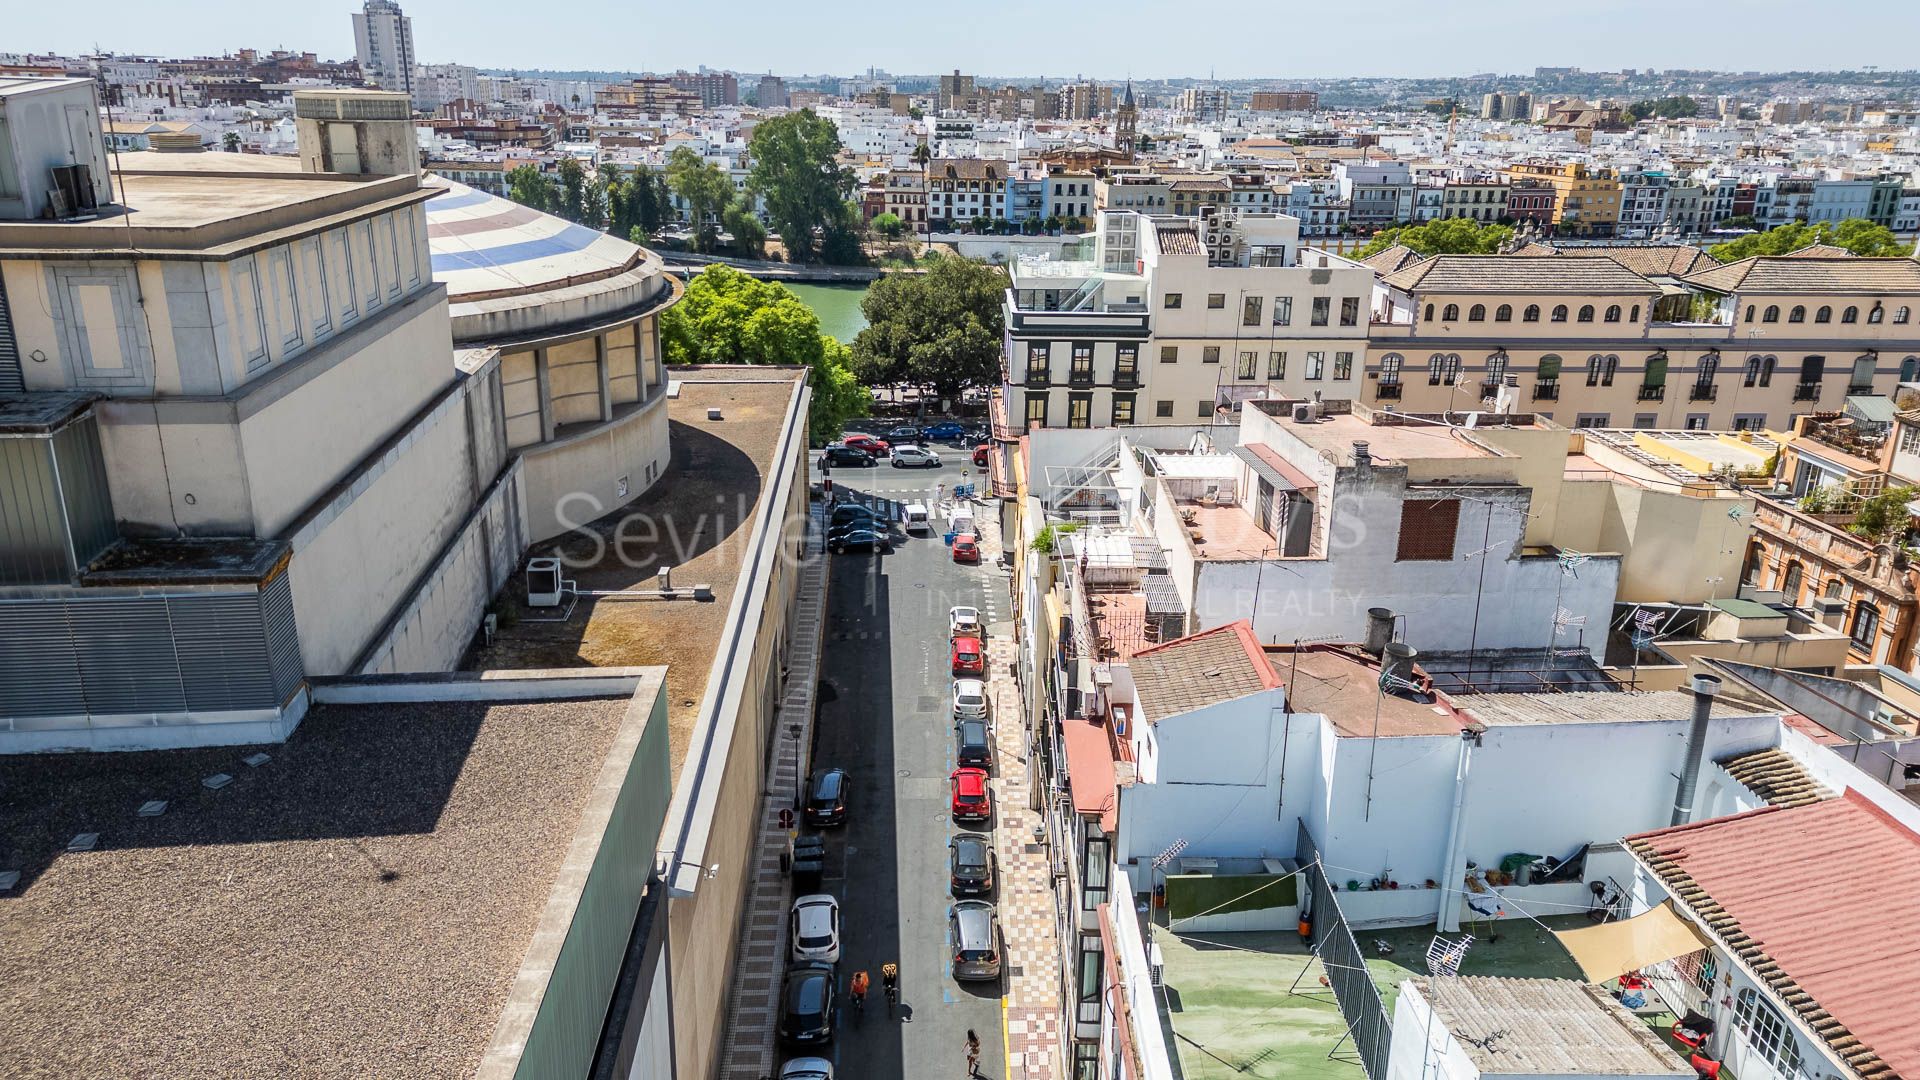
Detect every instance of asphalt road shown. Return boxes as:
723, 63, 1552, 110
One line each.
801, 447, 1007, 1080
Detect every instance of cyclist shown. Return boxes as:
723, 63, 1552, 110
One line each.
881, 961, 900, 1006
849, 969, 869, 1013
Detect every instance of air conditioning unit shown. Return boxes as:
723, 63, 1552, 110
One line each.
1292, 403, 1314, 422
526, 557, 573, 608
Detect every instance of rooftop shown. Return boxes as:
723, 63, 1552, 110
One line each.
465, 369, 805, 770
1381, 254, 1661, 295
0, 688, 652, 1079
1684, 255, 1920, 296
1412, 977, 1690, 1077
1272, 645, 1468, 737
1129, 621, 1278, 721
1458, 690, 1753, 727
1270, 413, 1506, 468
1515, 243, 1721, 279
1149, 924, 1364, 1080
1717, 746, 1832, 808
1627, 791, 1920, 1080
424, 177, 654, 303
1183, 502, 1279, 560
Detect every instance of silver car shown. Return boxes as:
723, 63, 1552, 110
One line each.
949, 900, 1002, 981
952, 678, 988, 721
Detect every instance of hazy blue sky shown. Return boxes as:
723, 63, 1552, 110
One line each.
11, 0, 1920, 78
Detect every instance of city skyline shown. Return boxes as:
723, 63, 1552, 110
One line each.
10, 0, 1920, 82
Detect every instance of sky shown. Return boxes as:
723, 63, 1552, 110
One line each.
10, 0, 1920, 79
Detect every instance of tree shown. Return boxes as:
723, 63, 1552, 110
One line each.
507, 164, 556, 213
871, 212, 906, 240
660, 266, 868, 442
556, 157, 590, 224
1626, 95, 1699, 121
666, 146, 734, 253
850, 254, 1005, 403
1709, 218, 1908, 261
222, 131, 241, 152
1850, 485, 1918, 543
723, 199, 768, 259
1355, 218, 1514, 258
747, 110, 863, 264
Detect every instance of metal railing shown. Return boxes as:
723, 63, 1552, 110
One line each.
1533, 382, 1560, 401
1375, 383, 1402, 400
1689, 383, 1717, 402
1638, 385, 1666, 402
1297, 821, 1391, 1079
1793, 382, 1821, 401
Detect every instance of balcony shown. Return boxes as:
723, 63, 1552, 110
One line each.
1849, 383, 1875, 396
1533, 382, 1560, 402
1638, 385, 1666, 402
1689, 384, 1717, 402
1793, 382, 1821, 402
1375, 382, 1403, 401
1069, 371, 1095, 389
1114, 372, 1142, 390
1481, 379, 1503, 399
1024, 370, 1052, 388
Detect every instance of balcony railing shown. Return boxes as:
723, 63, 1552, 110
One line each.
1533, 381, 1559, 401
1114, 372, 1141, 390
1638, 385, 1666, 401
1793, 382, 1821, 401
1025, 370, 1051, 388
1481, 379, 1503, 399
1375, 382, 1402, 401
1689, 384, 1717, 402
1849, 383, 1875, 396
1069, 372, 1094, 388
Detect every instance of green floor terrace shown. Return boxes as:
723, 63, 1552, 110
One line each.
1360, 913, 1589, 1014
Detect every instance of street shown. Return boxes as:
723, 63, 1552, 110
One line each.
808, 445, 1008, 1079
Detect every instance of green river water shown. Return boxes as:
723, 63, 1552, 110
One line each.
786, 282, 872, 343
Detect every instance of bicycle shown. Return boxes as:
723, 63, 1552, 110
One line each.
849, 970, 869, 1019
881, 962, 900, 1010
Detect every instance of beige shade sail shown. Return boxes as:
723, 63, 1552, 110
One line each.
1555, 900, 1713, 983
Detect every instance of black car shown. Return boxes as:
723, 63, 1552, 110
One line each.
949, 831, 997, 895
823, 446, 877, 468
955, 718, 992, 769
804, 767, 850, 826
829, 504, 882, 529
829, 529, 890, 555
888, 425, 924, 442
778, 961, 837, 1048
828, 519, 890, 543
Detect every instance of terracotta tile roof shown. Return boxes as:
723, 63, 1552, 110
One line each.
1380, 254, 1661, 295
1128, 621, 1279, 722
1412, 977, 1690, 1076
1683, 256, 1920, 296
1361, 243, 1424, 275
1153, 222, 1204, 256
1507, 243, 1718, 278
1783, 243, 1856, 258
1717, 747, 1831, 808
1626, 791, 1920, 1080
932, 158, 1003, 181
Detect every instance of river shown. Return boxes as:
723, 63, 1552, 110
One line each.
786, 282, 871, 343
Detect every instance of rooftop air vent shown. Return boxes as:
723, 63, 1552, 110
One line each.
136, 800, 168, 818
202, 773, 233, 791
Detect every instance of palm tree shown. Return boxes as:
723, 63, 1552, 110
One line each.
910, 141, 931, 236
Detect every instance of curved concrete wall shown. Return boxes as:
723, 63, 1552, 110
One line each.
519, 394, 671, 543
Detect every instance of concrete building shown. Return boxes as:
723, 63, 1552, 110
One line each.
883, 167, 928, 233
1617, 169, 1672, 239
351, 0, 415, 101
1249, 90, 1319, 112
755, 74, 788, 108
937, 69, 976, 113
412, 61, 476, 113
1177, 87, 1229, 122
1337, 160, 1415, 228
926, 158, 1005, 226
667, 70, 739, 108
1480, 91, 1533, 121
1440, 175, 1511, 222
1506, 161, 1621, 237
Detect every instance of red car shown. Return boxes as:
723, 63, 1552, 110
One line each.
952, 534, 980, 563
843, 434, 890, 455
951, 768, 992, 823
972, 444, 990, 468
951, 636, 984, 675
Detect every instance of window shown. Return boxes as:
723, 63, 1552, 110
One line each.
1575, 414, 1610, 428
1782, 562, 1804, 602
1025, 393, 1048, 428
1396, 498, 1461, 561
1696, 353, 1720, 385
1379, 353, 1402, 385
1789, 305, 1806, 323
1839, 305, 1859, 325
1155, 399, 1174, 418
1026, 342, 1051, 381
1763, 305, 1780, 323
1578, 304, 1596, 322
1334, 352, 1354, 380
1604, 304, 1622, 323
1815, 305, 1832, 324
1207, 293, 1226, 309
1202, 346, 1221, 364
1341, 297, 1360, 326
1305, 352, 1325, 380
1905, 356, 1920, 383
1198, 400, 1214, 418
1586, 354, 1617, 386
1486, 352, 1508, 383
1868, 303, 1884, 324
1160, 345, 1179, 363
1630, 304, 1640, 322
1468, 304, 1486, 322
1733, 988, 1804, 1078
1685, 414, 1709, 430
1112, 396, 1135, 425
1115, 345, 1138, 384
1312, 297, 1331, 326
1272, 296, 1293, 326
1801, 355, 1826, 385
1538, 354, 1562, 384
1083, 835, 1111, 911
1551, 304, 1569, 322
1744, 305, 1755, 323
1164, 292, 1182, 309
1267, 351, 1286, 379
1236, 350, 1258, 379
1495, 304, 1513, 322
1853, 602, 1882, 650
1424, 303, 1435, 322
1441, 303, 1460, 321
1067, 392, 1092, 429
1896, 306, 1910, 325
1429, 353, 1460, 385
1070, 344, 1094, 382
1524, 304, 1541, 322
1644, 354, 1669, 388
1243, 295, 1263, 326
1633, 414, 1658, 429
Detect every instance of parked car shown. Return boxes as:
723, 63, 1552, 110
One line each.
949, 605, 982, 637
952, 534, 980, 563
887, 425, 923, 442
778, 961, 837, 1047
805, 768, 850, 826
951, 635, 984, 676
955, 717, 992, 769
925, 421, 969, 441
828, 519, 890, 543
843, 434, 891, 455
950, 767, 992, 823
951, 678, 988, 721
779, 1059, 836, 1080
790, 894, 842, 963
830, 529, 891, 555
823, 446, 877, 468
948, 900, 1002, 981
949, 831, 997, 895
830, 504, 882, 528
891, 446, 941, 468
972, 444, 990, 468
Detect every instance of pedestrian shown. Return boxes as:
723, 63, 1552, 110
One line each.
965, 1029, 982, 1076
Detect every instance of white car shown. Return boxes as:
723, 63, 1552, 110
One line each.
790, 894, 841, 962
952, 677, 989, 721
891, 446, 941, 468
950, 605, 983, 637
780, 1059, 835, 1080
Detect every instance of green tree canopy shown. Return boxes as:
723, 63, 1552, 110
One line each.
666, 146, 735, 254
556, 156, 590, 224
747, 110, 863, 265
871, 212, 906, 240
850, 254, 1006, 400
1850, 485, 1919, 543
1709, 218, 1909, 261
660, 266, 867, 442
1625, 96, 1700, 121
506, 164, 556, 213
1354, 218, 1514, 259
723, 199, 768, 259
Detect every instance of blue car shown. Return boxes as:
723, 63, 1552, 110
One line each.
924, 421, 969, 441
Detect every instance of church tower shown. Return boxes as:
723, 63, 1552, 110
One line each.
1116, 80, 1138, 160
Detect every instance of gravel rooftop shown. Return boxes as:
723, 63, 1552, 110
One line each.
0, 697, 629, 1080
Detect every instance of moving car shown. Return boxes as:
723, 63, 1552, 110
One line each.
949, 831, 997, 895
905, 504, 932, 533
924, 421, 968, 441
823, 446, 877, 468
804, 768, 850, 826
951, 678, 988, 721
955, 717, 992, 769
951, 635, 984, 676
972, 444, 990, 468
952, 534, 980, 563
829, 529, 891, 555
778, 961, 837, 1048
948, 900, 1002, 981
843, 434, 890, 455
950, 767, 992, 823
887, 425, 923, 442
949, 605, 982, 637
890, 446, 941, 468
779, 1060, 836, 1080
790, 894, 842, 963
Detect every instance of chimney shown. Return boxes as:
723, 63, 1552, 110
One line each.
1669, 674, 1721, 826
1364, 607, 1395, 656
1381, 641, 1418, 691
1352, 440, 1372, 473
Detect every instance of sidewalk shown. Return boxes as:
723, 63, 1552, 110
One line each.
975, 503, 1065, 1080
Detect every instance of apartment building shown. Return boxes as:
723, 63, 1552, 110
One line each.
926, 158, 1005, 225
883, 167, 928, 232
1618, 169, 1672, 238
1507, 176, 1558, 227
1281, 178, 1350, 236
937, 69, 976, 112
1439, 174, 1510, 221
1368, 251, 1920, 430
351, 0, 414, 100
1336, 160, 1415, 228
1248, 90, 1318, 112
594, 77, 701, 116
1046, 169, 1096, 222
667, 69, 739, 108
1177, 87, 1229, 122
1507, 161, 1621, 237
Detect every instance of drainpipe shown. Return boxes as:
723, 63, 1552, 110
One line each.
1435, 727, 1481, 934
1670, 674, 1722, 826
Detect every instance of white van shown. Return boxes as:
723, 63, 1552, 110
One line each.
904, 503, 932, 533
948, 510, 976, 538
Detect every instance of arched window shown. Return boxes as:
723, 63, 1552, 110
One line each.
1842, 305, 1859, 324
1733, 988, 1805, 1078
1551, 304, 1569, 322
1429, 352, 1461, 386
1902, 356, 1918, 383
1486, 352, 1508, 382
1495, 304, 1513, 322
1782, 562, 1804, 602
1744, 355, 1762, 386
1629, 304, 1640, 323
1744, 305, 1756, 323
1442, 303, 1461, 321
1764, 305, 1780, 323
1789, 305, 1806, 323
1524, 304, 1541, 323
1586, 354, 1617, 386
1869, 303, 1885, 324
1696, 353, 1719, 386
1379, 353, 1404, 385
1604, 304, 1622, 323
1895, 306, 1910, 325
1852, 602, 1882, 652
1424, 303, 1434, 322
1577, 304, 1596, 322
1468, 304, 1486, 322
1815, 305, 1832, 324
1823, 578, 1844, 601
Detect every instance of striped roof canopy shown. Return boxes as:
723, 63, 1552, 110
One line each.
424, 178, 643, 302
